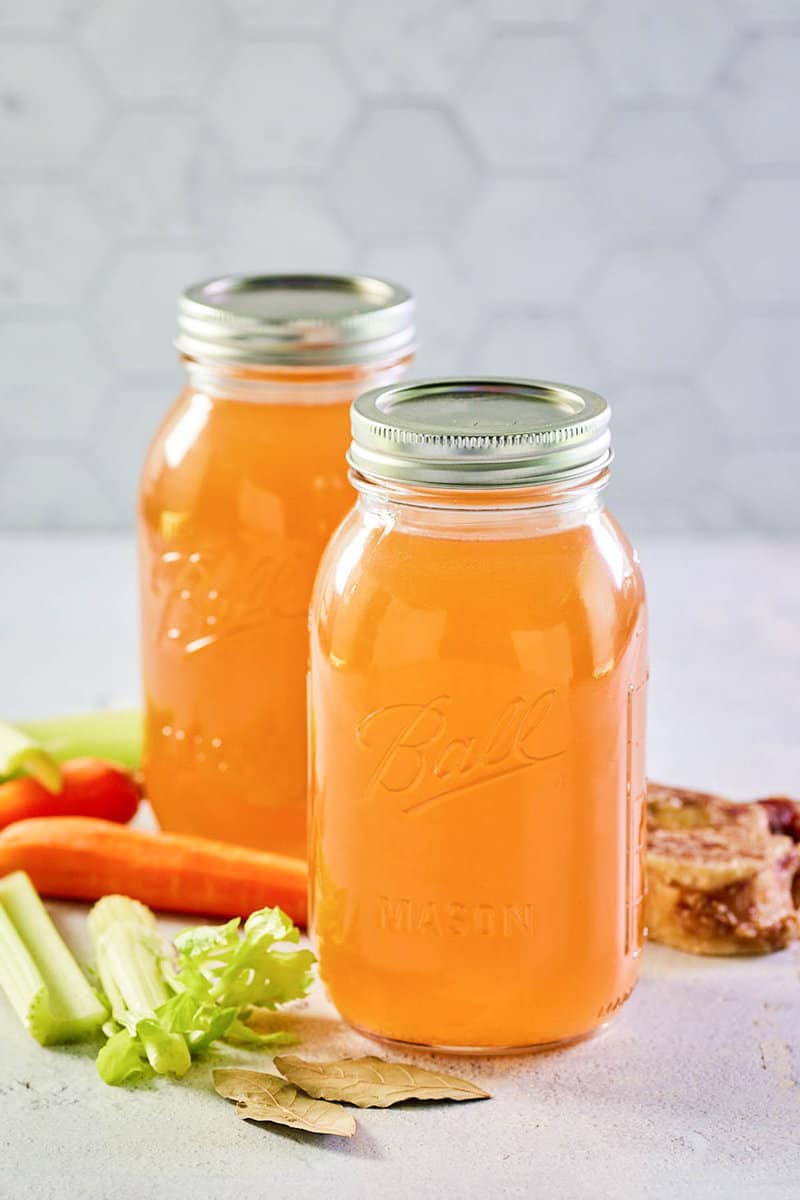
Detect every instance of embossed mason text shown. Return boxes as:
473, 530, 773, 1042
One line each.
380, 896, 535, 937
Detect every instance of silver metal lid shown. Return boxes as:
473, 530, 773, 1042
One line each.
176, 273, 415, 367
349, 378, 611, 488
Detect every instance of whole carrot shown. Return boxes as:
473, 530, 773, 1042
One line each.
0, 759, 140, 831
0, 817, 308, 926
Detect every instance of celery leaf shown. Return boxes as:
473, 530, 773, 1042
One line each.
174, 906, 315, 1011
96, 1029, 151, 1085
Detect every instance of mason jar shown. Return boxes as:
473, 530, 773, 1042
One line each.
139, 274, 414, 859
309, 378, 648, 1052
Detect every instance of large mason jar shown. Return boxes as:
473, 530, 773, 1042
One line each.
139, 274, 414, 859
309, 379, 648, 1052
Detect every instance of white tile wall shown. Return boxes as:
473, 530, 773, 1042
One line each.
0, 0, 798, 534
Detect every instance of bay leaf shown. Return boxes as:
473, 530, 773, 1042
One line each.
213, 1068, 356, 1137
273, 1054, 490, 1108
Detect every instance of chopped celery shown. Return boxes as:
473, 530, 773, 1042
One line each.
15, 710, 143, 772
88, 895, 171, 1022
0, 871, 106, 1044
0, 720, 61, 793
89, 896, 314, 1085
89, 895, 191, 1084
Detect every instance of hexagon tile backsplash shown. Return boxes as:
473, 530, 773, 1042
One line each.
0, 0, 799, 534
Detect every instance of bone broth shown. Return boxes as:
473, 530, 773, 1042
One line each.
139, 275, 414, 859
309, 379, 648, 1051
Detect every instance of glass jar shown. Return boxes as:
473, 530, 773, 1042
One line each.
309, 379, 648, 1052
139, 274, 414, 860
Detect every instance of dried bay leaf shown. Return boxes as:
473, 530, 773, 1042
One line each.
213, 1068, 356, 1137
274, 1054, 491, 1108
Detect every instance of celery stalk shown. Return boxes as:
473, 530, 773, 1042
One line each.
0, 721, 61, 793
15, 710, 143, 771
88, 895, 170, 1022
89, 895, 191, 1082
0, 871, 106, 1044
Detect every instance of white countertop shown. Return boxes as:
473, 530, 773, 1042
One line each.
1, 535, 799, 1200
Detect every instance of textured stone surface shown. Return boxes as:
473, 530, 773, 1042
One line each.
713, 35, 800, 165
0, 1, 798, 532
227, 0, 341, 30
0, 44, 106, 169
330, 108, 478, 238
86, 113, 229, 241
0, 320, 107, 441
608, 381, 728, 533
1, 534, 799, 1198
708, 179, 800, 308
583, 250, 725, 373
462, 180, 600, 309
586, 110, 728, 238
0, 184, 109, 309
491, 0, 592, 20
719, 449, 800, 534
210, 42, 357, 174
91, 249, 212, 375
80, 0, 229, 101
586, 0, 734, 99
0, 0, 89, 30
364, 242, 478, 374
461, 34, 605, 169
0, 458, 116, 530
213, 184, 355, 275
337, 0, 488, 96
726, 0, 800, 28
470, 314, 609, 393
703, 316, 800, 443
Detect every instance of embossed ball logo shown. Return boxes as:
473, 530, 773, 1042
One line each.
151, 537, 315, 653
356, 691, 565, 814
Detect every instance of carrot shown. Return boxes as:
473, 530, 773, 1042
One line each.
0, 817, 308, 927
0, 759, 140, 831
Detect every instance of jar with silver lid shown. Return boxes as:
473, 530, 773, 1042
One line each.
309, 378, 648, 1052
138, 274, 415, 861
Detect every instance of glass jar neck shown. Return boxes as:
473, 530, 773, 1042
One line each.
352, 467, 609, 539
182, 351, 413, 404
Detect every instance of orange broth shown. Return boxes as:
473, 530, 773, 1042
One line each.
309, 496, 647, 1049
139, 366, 403, 858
